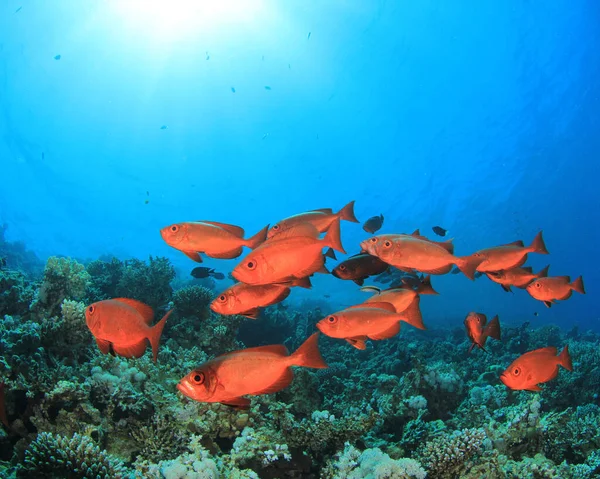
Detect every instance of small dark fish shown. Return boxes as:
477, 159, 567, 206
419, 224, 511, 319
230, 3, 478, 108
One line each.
288, 64, 291, 69
231, 87, 236, 93
191, 267, 221, 279
54, 54, 61, 60
534, 312, 539, 317
307, 32, 311, 40
212, 272, 225, 280
15, 6, 22, 13
227, 272, 239, 283
146, 191, 149, 196
144, 199, 149, 205
264, 86, 271, 90
362, 214, 384, 234
160, 125, 168, 130
432, 226, 447, 237
262, 55, 265, 61
323, 294, 330, 299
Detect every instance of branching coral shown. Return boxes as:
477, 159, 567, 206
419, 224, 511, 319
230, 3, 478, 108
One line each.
130, 413, 189, 463
20, 432, 126, 478
115, 256, 175, 310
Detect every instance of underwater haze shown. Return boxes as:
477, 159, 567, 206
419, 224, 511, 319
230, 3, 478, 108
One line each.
1, 1, 600, 478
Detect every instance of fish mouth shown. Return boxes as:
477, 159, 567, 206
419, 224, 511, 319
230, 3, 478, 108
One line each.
315, 322, 324, 333
499, 373, 508, 386
331, 270, 341, 279
176, 381, 194, 398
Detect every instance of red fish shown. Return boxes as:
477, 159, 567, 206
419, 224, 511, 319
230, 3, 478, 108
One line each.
500, 346, 572, 391
210, 278, 311, 319
331, 253, 389, 286
85, 299, 172, 362
464, 312, 501, 352
473, 232, 549, 272
160, 221, 268, 263
177, 333, 327, 408
267, 201, 358, 239
360, 234, 480, 280
316, 302, 405, 349
232, 220, 345, 285
486, 265, 549, 292
526, 275, 585, 308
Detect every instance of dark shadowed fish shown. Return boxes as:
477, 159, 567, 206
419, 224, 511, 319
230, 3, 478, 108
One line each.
432, 226, 447, 237
191, 267, 224, 280
362, 214, 384, 234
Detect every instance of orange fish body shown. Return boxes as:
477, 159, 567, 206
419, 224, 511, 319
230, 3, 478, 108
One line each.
160, 221, 268, 263
486, 265, 549, 292
474, 232, 548, 272
267, 201, 358, 239
500, 346, 572, 391
210, 278, 310, 319
407, 229, 455, 254
360, 235, 480, 280
85, 298, 171, 362
232, 221, 345, 285
316, 302, 404, 349
331, 253, 389, 285
177, 333, 327, 408
526, 275, 585, 307
464, 312, 501, 352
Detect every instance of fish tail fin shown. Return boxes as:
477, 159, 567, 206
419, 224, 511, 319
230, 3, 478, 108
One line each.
337, 200, 359, 223
485, 315, 501, 341
148, 309, 172, 362
558, 345, 573, 371
571, 276, 585, 294
537, 264, 550, 278
323, 218, 346, 254
290, 333, 328, 369
245, 224, 269, 249
399, 297, 426, 330
416, 275, 439, 295
530, 231, 549, 254
324, 247, 337, 260
456, 255, 481, 281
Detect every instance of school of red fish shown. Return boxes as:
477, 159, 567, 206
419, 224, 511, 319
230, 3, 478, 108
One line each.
83, 200, 585, 407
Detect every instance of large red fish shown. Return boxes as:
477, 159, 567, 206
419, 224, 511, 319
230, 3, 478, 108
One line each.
316, 302, 405, 349
267, 201, 358, 239
85, 298, 172, 362
232, 220, 345, 285
473, 232, 548, 272
210, 278, 311, 319
360, 235, 480, 280
526, 275, 585, 308
177, 333, 327, 408
500, 346, 572, 391
331, 253, 389, 286
464, 312, 501, 352
485, 265, 549, 292
160, 221, 268, 263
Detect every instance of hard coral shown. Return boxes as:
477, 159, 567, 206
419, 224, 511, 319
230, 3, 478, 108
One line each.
115, 256, 175, 310
20, 431, 126, 478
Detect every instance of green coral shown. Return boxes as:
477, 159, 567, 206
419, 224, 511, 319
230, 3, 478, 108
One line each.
0, 269, 36, 317
115, 256, 175, 310
20, 432, 127, 478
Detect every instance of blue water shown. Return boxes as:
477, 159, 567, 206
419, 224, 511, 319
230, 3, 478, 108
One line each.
0, 1, 598, 330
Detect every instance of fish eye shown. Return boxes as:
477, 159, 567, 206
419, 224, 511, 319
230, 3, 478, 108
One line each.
218, 295, 226, 302
384, 240, 392, 248
339, 265, 346, 271
192, 372, 205, 385
535, 282, 541, 288
170, 225, 179, 233
88, 305, 94, 314
273, 225, 280, 230
327, 316, 337, 323
370, 238, 378, 243
246, 261, 256, 270
513, 367, 521, 376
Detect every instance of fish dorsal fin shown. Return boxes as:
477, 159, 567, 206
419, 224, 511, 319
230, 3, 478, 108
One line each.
360, 286, 382, 295
271, 223, 320, 240
521, 266, 534, 273
411, 229, 421, 236
557, 275, 571, 282
368, 322, 401, 340
112, 298, 154, 324
350, 301, 396, 313
237, 344, 289, 356
199, 221, 245, 237
252, 369, 294, 396
309, 208, 333, 214
505, 240, 525, 247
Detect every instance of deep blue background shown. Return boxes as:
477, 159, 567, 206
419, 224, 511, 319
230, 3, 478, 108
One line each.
1, 1, 598, 330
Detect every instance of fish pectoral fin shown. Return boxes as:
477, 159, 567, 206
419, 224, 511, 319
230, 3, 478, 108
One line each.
111, 339, 148, 359
220, 397, 251, 409
294, 255, 327, 278
183, 251, 203, 262
95, 338, 112, 355
346, 337, 367, 350
241, 308, 261, 320
198, 221, 245, 237
544, 301, 553, 308
527, 384, 543, 392
368, 322, 401, 340
352, 278, 365, 286
501, 285, 513, 293
206, 248, 243, 259
253, 369, 294, 396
